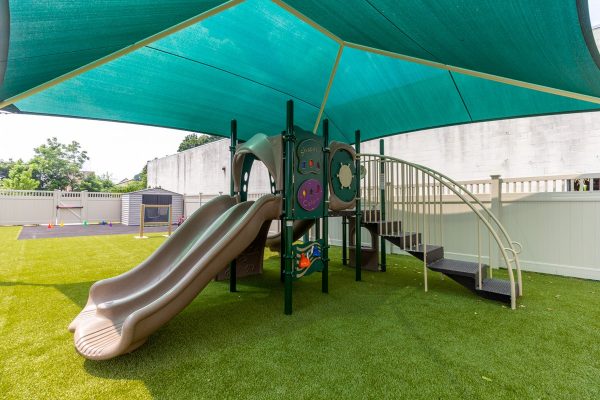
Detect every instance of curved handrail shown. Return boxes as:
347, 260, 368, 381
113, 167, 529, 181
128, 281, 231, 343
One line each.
423, 169, 523, 295
358, 153, 522, 308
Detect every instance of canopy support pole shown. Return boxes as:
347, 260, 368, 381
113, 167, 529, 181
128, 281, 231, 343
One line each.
229, 119, 238, 293
312, 44, 344, 134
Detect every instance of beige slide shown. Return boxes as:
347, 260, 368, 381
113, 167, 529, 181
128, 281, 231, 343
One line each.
69, 194, 281, 360
265, 219, 314, 252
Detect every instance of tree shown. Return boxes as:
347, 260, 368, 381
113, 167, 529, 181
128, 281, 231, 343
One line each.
1, 161, 39, 190
111, 181, 146, 193
0, 159, 15, 180
79, 172, 115, 192
177, 133, 220, 152
30, 137, 89, 190
133, 165, 148, 187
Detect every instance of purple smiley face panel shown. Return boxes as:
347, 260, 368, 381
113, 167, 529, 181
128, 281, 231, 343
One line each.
297, 179, 323, 211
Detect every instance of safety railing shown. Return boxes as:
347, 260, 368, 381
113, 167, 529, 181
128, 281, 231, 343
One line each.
358, 154, 522, 309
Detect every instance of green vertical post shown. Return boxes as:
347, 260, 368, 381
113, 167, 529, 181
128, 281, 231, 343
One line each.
322, 119, 330, 294
342, 216, 348, 265
379, 139, 387, 272
355, 130, 362, 282
280, 130, 286, 284
229, 120, 238, 292
284, 100, 295, 315
315, 218, 321, 240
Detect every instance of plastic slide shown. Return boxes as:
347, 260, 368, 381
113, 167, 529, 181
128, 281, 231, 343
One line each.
265, 219, 315, 252
69, 194, 281, 360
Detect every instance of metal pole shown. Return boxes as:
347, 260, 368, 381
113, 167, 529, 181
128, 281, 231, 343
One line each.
139, 204, 144, 238
229, 120, 238, 293
342, 216, 348, 265
355, 130, 362, 282
379, 140, 386, 272
315, 218, 321, 240
168, 204, 172, 236
322, 119, 330, 294
284, 100, 295, 315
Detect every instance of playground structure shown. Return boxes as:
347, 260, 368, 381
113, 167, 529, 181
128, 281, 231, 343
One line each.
135, 204, 173, 239
69, 101, 522, 360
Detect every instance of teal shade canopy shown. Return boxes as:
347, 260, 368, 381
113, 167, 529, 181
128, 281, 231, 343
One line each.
1, 0, 600, 142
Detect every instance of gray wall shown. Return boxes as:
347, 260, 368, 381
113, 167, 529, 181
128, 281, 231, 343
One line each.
148, 110, 600, 194
147, 138, 271, 195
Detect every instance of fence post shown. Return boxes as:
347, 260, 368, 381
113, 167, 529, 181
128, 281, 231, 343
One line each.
490, 175, 502, 268
81, 191, 89, 224
52, 190, 61, 225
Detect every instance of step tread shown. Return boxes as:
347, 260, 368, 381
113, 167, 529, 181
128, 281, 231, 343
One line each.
480, 278, 514, 296
428, 258, 486, 277
408, 244, 443, 253
380, 231, 418, 239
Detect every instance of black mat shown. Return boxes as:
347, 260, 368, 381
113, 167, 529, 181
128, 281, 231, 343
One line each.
18, 224, 179, 240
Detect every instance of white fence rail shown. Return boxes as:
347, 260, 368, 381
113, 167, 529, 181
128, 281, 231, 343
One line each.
2, 174, 599, 281
183, 173, 600, 281
0, 190, 122, 226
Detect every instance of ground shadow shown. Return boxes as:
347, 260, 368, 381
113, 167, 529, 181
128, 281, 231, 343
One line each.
0, 280, 94, 308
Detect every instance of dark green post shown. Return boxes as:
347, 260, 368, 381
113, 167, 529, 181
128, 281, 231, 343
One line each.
322, 119, 330, 294
229, 120, 238, 292
284, 100, 295, 315
355, 130, 362, 281
379, 139, 387, 272
342, 216, 348, 265
315, 218, 321, 240
280, 130, 286, 284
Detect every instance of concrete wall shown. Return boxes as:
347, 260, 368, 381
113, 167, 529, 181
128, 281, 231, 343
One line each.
361, 111, 600, 181
147, 139, 271, 195
148, 110, 600, 194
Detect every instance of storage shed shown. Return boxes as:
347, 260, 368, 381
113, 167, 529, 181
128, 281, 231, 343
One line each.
121, 188, 184, 226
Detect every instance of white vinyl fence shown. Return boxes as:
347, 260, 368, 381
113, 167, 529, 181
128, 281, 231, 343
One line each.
332, 173, 600, 281
0, 190, 122, 226
185, 173, 600, 280
2, 172, 598, 280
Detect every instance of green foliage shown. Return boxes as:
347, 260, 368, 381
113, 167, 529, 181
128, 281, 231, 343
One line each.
133, 164, 148, 187
111, 180, 146, 193
177, 133, 220, 152
0, 158, 15, 180
1, 161, 39, 190
31, 137, 89, 190
79, 172, 115, 192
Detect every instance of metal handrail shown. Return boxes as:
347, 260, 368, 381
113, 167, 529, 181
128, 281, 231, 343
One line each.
358, 153, 522, 308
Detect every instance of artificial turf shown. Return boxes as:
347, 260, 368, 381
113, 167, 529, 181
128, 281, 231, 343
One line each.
0, 226, 598, 399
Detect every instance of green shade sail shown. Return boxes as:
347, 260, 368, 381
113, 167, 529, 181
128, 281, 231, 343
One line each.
1, 0, 600, 143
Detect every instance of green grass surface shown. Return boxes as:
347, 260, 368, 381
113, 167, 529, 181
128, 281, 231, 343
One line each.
0, 226, 598, 399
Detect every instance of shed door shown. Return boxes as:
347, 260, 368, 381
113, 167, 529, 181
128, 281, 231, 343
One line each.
142, 194, 172, 223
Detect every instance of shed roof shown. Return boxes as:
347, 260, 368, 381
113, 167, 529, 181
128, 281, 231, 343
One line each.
125, 188, 182, 196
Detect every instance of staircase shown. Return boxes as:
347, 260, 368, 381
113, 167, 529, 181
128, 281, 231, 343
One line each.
354, 154, 523, 309
369, 218, 516, 305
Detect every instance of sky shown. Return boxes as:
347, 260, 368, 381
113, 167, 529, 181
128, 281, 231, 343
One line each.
0, 113, 192, 181
0, 2, 599, 181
